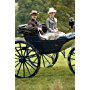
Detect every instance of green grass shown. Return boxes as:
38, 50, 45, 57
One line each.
15, 48, 75, 90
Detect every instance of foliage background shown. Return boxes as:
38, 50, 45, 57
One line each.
15, 0, 75, 37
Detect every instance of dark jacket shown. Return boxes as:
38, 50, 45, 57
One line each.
27, 19, 41, 36
28, 19, 40, 28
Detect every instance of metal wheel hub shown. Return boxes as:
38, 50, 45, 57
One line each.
19, 56, 26, 63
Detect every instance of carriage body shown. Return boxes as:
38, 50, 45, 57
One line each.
24, 33, 75, 54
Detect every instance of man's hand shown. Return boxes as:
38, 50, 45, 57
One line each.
38, 27, 44, 35
38, 27, 42, 31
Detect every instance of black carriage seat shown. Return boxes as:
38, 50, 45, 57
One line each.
17, 24, 39, 35
17, 24, 47, 34
17, 24, 48, 40
17, 24, 47, 41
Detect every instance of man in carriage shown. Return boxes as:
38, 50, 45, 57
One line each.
28, 10, 42, 31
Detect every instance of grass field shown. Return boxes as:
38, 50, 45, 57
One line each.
15, 49, 75, 90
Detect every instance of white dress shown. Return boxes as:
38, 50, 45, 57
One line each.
40, 31, 65, 40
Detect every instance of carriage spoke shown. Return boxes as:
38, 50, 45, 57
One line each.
32, 57, 38, 64
73, 52, 75, 54
15, 57, 19, 59
23, 63, 25, 77
27, 49, 33, 56
19, 43, 22, 55
15, 48, 20, 52
43, 55, 51, 64
29, 54, 36, 58
15, 61, 19, 63
46, 54, 54, 61
23, 48, 27, 56
70, 58, 75, 60
15, 54, 19, 57
72, 64, 75, 66
47, 54, 52, 58
15, 47, 21, 56
46, 54, 52, 58
26, 61, 36, 70
40, 53, 58, 67
27, 58, 37, 67
42, 56, 45, 67
61, 51, 65, 57
15, 62, 20, 67
15, 46, 20, 49
17, 63, 22, 76
24, 49, 28, 56
72, 54, 75, 57
52, 54, 55, 57
27, 57, 38, 64
15, 46, 20, 48
25, 63, 31, 75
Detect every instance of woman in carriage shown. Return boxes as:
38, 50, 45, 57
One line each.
40, 7, 65, 40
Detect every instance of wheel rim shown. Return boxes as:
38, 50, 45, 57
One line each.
40, 53, 58, 67
15, 41, 40, 78
61, 50, 66, 58
68, 47, 75, 74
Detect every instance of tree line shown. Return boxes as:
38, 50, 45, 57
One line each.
15, 0, 75, 36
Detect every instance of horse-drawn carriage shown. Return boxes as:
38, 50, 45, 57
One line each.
15, 24, 75, 78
